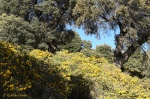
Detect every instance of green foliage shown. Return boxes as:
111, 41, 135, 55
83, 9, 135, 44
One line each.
80, 48, 101, 57
80, 40, 97, 57
72, 0, 116, 35
144, 51, 150, 78
95, 44, 114, 63
0, 1, 150, 99
72, 0, 150, 67
73, 0, 150, 38
0, 0, 149, 67
1, 42, 150, 99
0, 0, 30, 19
0, 0, 76, 52
59, 33, 83, 52
0, 13, 76, 52
123, 48, 150, 78
0, 13, 48, 50
82, 40, 92, 49
0, 0, 150, 98
32, 49, 150, 99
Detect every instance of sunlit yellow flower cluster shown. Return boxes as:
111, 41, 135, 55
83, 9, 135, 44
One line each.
0, 42, 39, 94
29, 49, 51, 60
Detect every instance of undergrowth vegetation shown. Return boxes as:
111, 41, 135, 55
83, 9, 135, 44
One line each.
0, 42, 150, 99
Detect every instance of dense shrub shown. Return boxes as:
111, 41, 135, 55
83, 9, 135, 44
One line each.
0, 42, 150, 99
30, 49, 150, 99
0, 42, 68, 99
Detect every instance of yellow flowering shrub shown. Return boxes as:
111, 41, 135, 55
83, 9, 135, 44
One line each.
29, 49, 51, 60
34, 50, 150, 99
1, 42, 150, 99
0, 42, 32, 95
0, 42, 64, 99
91, 64, 150, 99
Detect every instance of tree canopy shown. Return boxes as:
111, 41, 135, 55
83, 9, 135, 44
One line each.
0, 0, 149, 68
72, 0, 150, 68
0, 0, 76, 52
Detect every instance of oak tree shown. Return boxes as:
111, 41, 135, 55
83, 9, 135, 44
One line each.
72, 0, 150, 69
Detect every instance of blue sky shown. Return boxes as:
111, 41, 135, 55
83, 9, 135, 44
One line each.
76, 28, 116, 49
67, 25, 149, 50
67, 25, 118, 49
75, 28, 149, 50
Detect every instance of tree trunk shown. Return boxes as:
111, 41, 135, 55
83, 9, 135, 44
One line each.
114, 32, 150, 71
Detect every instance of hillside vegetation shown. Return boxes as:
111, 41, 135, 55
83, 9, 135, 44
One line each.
0, 42, 150, 99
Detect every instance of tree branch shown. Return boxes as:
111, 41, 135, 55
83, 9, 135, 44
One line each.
114, 32, 150, 70
123, 33, 150, 64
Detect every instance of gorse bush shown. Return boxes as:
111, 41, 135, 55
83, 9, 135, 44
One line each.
0, 42, 150, 99
0, 42, 68, 99
42, 50, 150, 99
